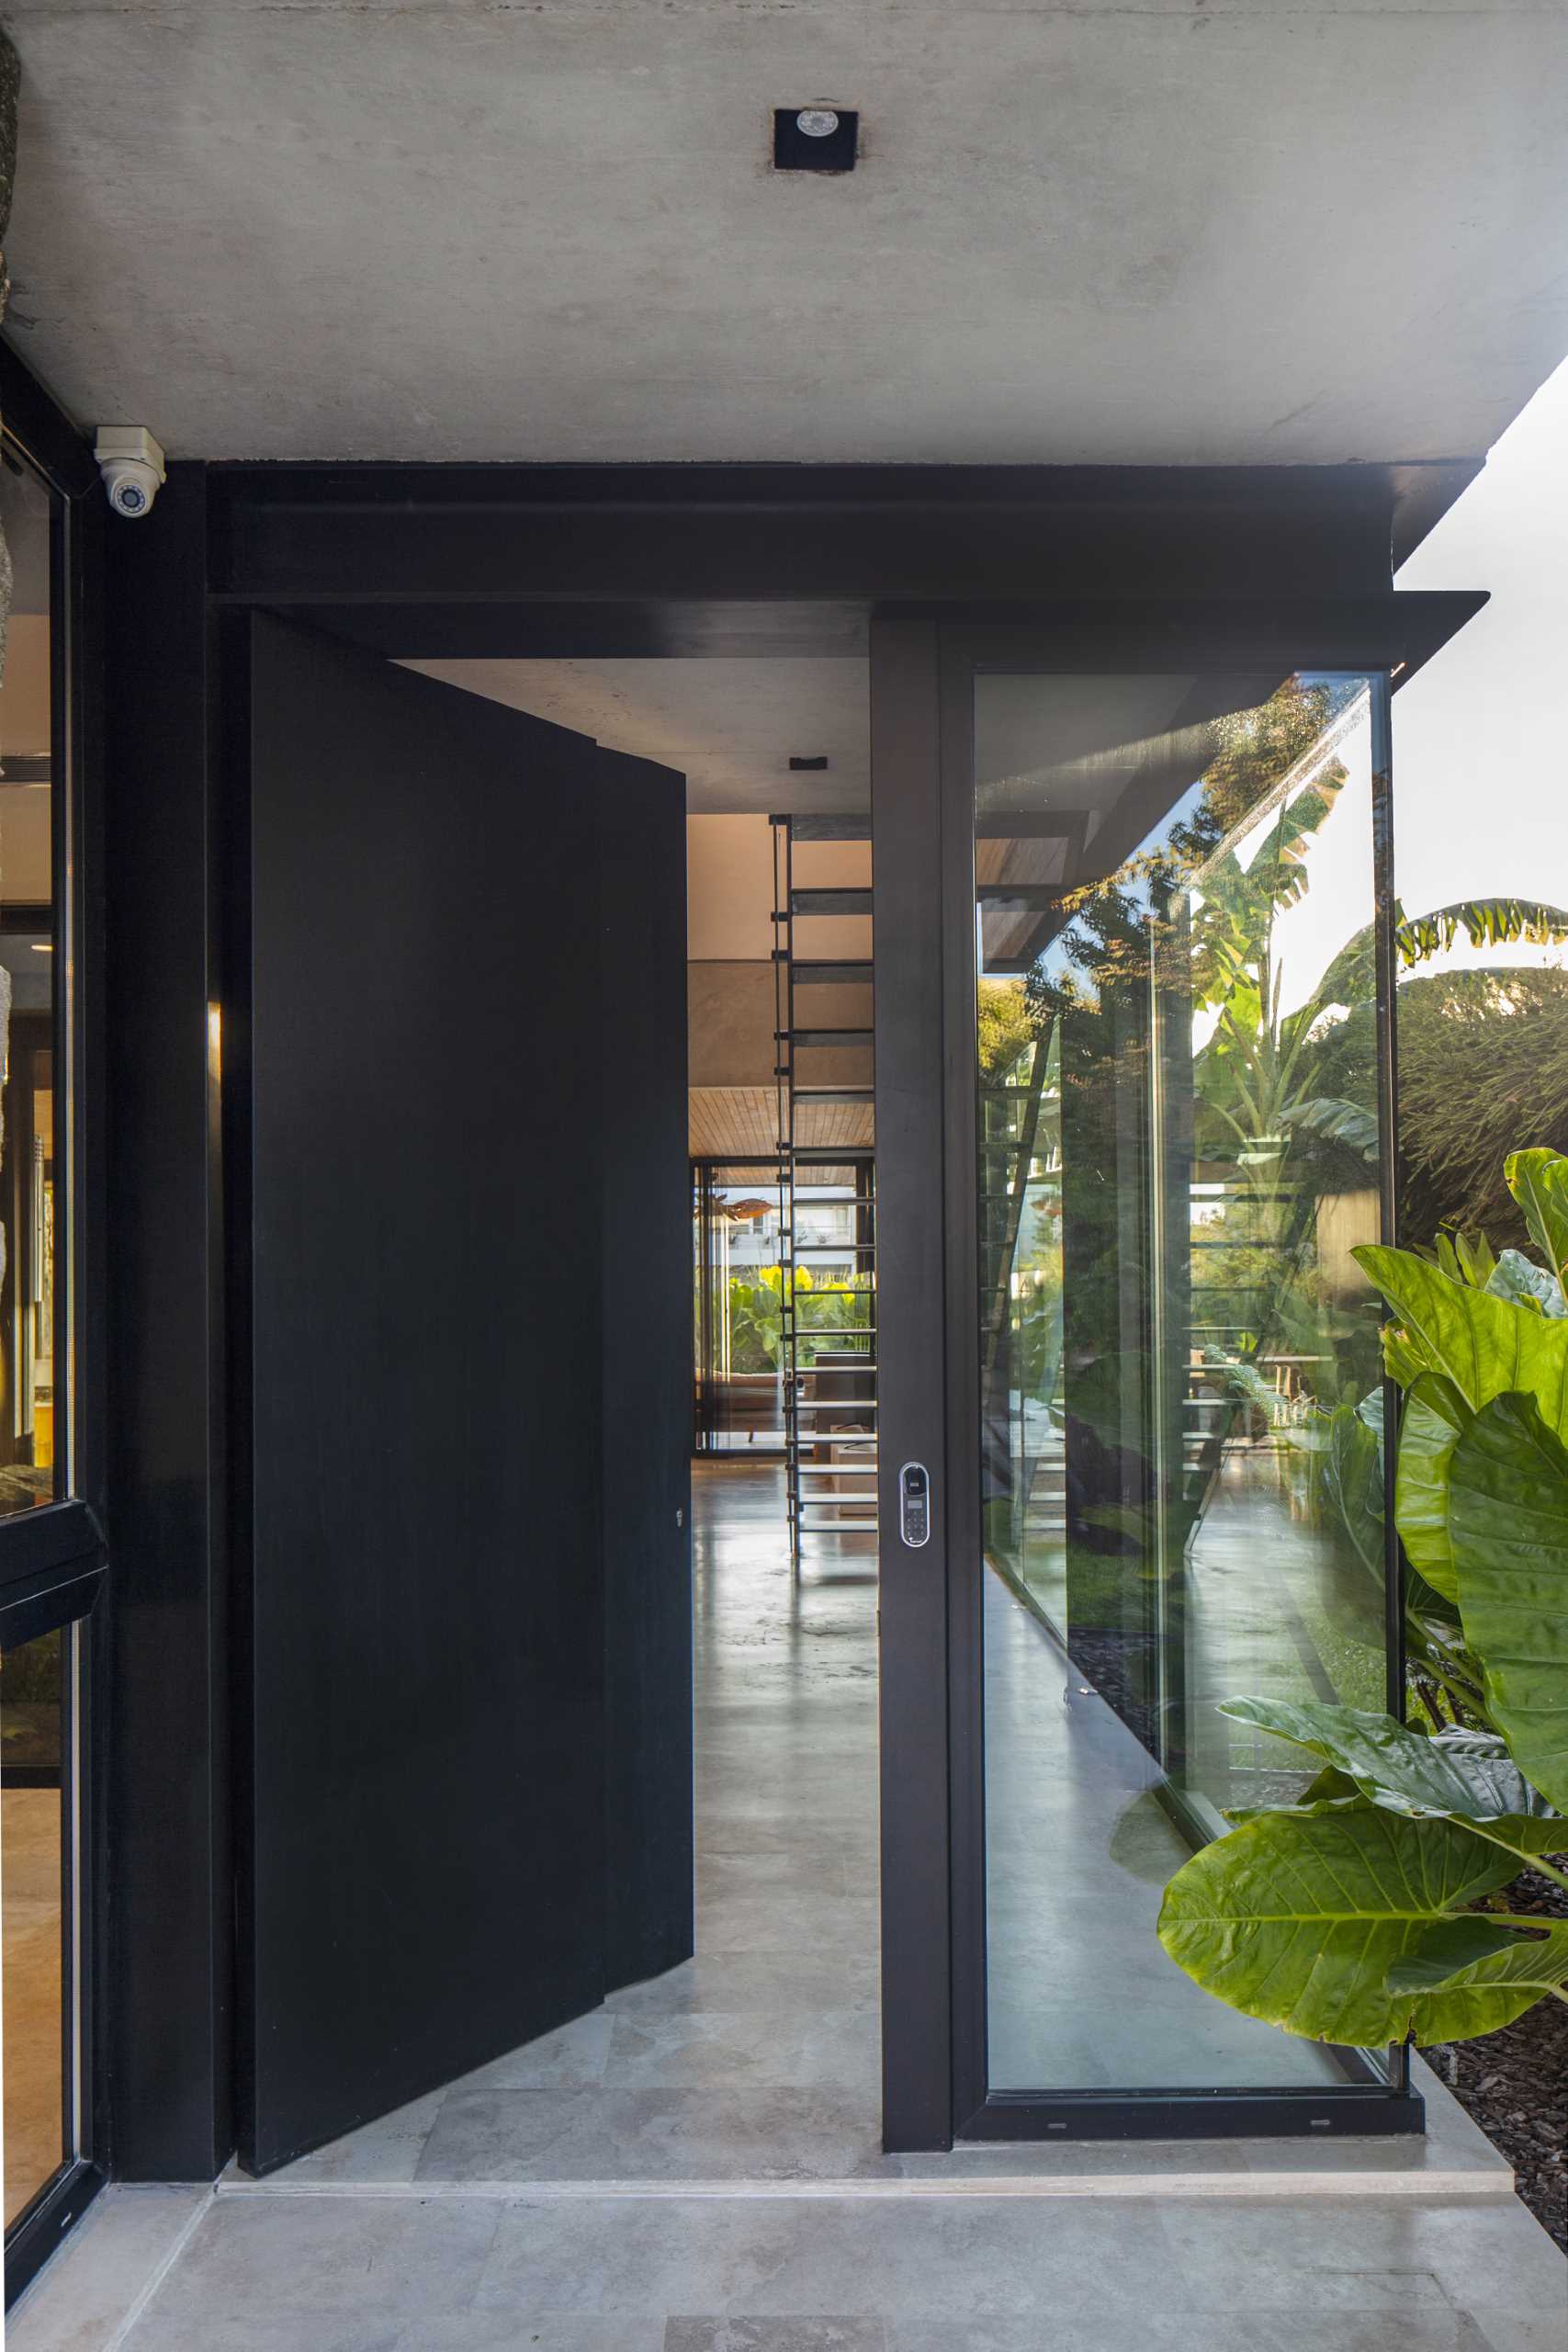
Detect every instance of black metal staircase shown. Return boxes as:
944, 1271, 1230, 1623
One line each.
771, 815, 877, 1571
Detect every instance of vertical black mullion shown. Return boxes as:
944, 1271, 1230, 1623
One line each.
1371, 670, 1404, 1724
1370, 665, 1411, 2101
63, 477, 111, 2176
51, 490, 73, 1507
872, 616, 953, 2150
104, 465, 234, 2177
938, 631, 988, 2135
51, 481, 84, 2179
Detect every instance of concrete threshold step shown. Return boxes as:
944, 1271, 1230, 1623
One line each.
214, 2160, 1515, 2203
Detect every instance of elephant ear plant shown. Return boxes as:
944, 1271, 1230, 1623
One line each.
1157, 1146, 1568, 2049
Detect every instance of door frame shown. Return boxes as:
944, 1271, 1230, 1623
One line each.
0, 340, 112, 2305
875, 610, 1425, 2148
98, 453, 1484, 2178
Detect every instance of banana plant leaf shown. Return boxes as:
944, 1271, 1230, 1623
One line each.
1506, 1148, 1568, 1292
1394, 898, 1568, 967
1393, 1372, 1470, 1601
1217, 1696, 1560, 1839
1449, 1393, 1568, 1813
1354, 1244, 1568, 1428
1156, 1806, 1541, 2044
1278, 1096, 1379, 1161
1388, 1917, 1568, 2006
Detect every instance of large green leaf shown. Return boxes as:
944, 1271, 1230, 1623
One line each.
1436, 1229, 1498, 1293
1321, 1399, 1384, 1583
1450, 1394, 1568, 1812
1485, 1249, 1567, 1319
1388, 1917, 1568, 2015
1156, 1807, 1536, 2044
1354, 1244, 1568, 1431
1506, 1148, 1568, 1292
1217, 1697, 1560, 1845
1382, 1323, 1430, 1390
1393, 1372, 1470, 1601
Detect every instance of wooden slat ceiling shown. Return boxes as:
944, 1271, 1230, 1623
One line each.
689, 1087, 874, 1161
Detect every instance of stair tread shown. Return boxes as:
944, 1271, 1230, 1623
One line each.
786, 815, 872, 841
790, 888, 874, 915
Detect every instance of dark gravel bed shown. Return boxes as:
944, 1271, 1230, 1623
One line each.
1426, 1866, 1568, 2254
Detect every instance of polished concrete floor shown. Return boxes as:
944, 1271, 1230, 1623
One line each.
254, 1460, 886, 2188
984, 1574, 1350, 2093
10, 1462, 1565, 2351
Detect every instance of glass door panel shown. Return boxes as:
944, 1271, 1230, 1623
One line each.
0, 438, 92, 2281
0, 451, 61, 1520
1, 1623, 72, 2225
972, 668, 1394, 2098
692, 1162, 787, 1453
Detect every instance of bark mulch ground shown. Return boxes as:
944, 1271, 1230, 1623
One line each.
1426, 1867, 1567, 2255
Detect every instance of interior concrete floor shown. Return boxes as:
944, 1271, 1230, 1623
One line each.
8, 1462, 1565, 2350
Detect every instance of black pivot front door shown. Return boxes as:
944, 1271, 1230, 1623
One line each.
237, 616, 690, 2174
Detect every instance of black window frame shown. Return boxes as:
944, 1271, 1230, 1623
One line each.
932, 622, 1417, 2143
0, 338, 109, 2311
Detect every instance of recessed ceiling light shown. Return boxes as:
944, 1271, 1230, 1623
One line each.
29, 943, 52, 954
773, 108, 859, 174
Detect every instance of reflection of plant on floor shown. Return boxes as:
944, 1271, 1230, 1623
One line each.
1158, 1145, 1568, 2052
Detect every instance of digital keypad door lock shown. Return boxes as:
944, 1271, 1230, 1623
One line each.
899, 1461, 931, 1548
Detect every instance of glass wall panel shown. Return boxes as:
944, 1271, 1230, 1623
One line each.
692, 1165, 787, 1452
976, 670, 1393, 2094
0, 440, 83, 2264
0, 455, 60, 1518
692, 1161, 876, 1456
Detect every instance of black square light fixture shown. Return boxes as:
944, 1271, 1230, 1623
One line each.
773, 107, 858, 173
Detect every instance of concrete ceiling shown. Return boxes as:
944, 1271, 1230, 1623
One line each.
402, 657, 868, 812
5, 4, 1568, 464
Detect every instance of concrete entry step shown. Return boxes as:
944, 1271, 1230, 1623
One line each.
12, 2162, 1562, 2352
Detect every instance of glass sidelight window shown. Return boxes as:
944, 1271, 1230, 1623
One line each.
692, 1162, 788, 1453
973, 670, 1396, 2099
1, 1623, 72, 2224
0, 424, 101, 2292
0, 454, 60, 1517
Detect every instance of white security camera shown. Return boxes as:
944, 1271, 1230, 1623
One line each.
95, 426, 165, 518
